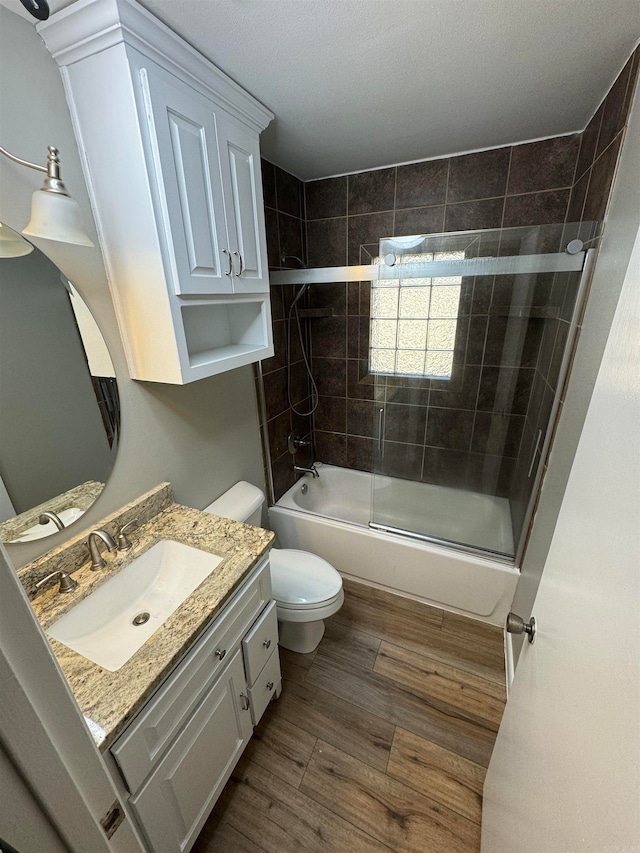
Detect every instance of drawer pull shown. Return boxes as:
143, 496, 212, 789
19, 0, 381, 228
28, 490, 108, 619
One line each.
263, 639, 271, 649
267, 681, 274, 691
215, 648, 226, 661
240, 692, 250, 711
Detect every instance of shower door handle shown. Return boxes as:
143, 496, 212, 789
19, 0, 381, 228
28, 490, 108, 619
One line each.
528, 429, 543, 477
378, 407, 385, 453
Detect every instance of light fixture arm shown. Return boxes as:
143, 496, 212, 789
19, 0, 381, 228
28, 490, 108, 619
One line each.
0, 145, 47, 173
0, 145, 69, 196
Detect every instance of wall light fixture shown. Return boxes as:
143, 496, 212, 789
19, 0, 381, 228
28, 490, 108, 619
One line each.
0, 144, 94, 248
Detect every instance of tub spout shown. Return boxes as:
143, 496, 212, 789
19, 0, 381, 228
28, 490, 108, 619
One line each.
294, 464, 320, 479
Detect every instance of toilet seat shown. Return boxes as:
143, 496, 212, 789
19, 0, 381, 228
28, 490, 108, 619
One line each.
275, 589, 345, 624
270, 548, 342, 606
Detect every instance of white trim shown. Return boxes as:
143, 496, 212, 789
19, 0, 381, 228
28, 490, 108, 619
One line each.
579, 39, 640, 134
303, 130, 582, 182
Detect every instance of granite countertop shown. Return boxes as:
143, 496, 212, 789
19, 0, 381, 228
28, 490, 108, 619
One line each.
26, 486, 274, 751
0, 480, 104, 542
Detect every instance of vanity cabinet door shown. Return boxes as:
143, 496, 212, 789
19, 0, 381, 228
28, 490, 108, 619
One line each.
130, 649, 252, 853
140, 61, 233, 297
217, 113, 270, 294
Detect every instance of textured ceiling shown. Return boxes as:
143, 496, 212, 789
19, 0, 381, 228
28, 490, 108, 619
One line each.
4, 0, 640, 179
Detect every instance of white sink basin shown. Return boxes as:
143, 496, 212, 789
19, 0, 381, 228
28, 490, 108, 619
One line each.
48, 540, 223, 671
10, 507, 86, 542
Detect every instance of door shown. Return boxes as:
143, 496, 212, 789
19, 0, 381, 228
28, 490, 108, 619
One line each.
217, 112, 270, 293
481, 227, 640, 850
0, 546, 145, 853
140, 61, 233, 296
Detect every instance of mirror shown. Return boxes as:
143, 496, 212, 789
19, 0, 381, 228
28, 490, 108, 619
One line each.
0, 224, 120, 543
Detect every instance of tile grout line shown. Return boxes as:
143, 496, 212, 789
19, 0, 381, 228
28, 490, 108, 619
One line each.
304, 184, 576, 225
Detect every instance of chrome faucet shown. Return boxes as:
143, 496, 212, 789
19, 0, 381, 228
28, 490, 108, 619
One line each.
39, 511, 65, 531
87, 528, 117, 570
293, 464, 320, 479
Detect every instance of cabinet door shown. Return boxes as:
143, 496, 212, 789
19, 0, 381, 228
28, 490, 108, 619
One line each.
129, 649, 252, 853
140, 63, 233, 296
217, 113, 270, 293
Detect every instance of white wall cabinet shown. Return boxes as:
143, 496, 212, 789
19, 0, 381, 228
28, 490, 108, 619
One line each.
140, 62, 269, 298
109, 557, 281, 853
39, 0, 274, 383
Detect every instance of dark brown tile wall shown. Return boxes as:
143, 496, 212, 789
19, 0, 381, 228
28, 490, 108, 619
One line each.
509, 46, 639, 542
304, 134, 582, 509
259, 161, 314, 500
259, 45, 639, 527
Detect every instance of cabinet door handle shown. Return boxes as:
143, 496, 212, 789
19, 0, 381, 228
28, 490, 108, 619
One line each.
233, 250, 244, 277
263, 639, 271, 649
266, 681, 274, 692
240, 692, 250, 711
222, 248, 232, 276
215, 648, 226, 660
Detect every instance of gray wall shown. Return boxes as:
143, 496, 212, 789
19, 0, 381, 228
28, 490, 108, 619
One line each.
0, 7, 265, 566
0, 249, 112, 513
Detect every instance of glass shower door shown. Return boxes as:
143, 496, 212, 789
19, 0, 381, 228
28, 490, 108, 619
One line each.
369, 224, 592, 560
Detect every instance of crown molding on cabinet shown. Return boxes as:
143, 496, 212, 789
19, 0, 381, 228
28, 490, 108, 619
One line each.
37, 0, 274, 135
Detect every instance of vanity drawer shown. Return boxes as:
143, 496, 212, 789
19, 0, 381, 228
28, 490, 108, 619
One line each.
247, 648, 281, 725
112, 557, 270, 792
242, 599, 278, 684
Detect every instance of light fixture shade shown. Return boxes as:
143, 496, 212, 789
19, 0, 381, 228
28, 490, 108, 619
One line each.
23, 190, 94, 247
0, 223, 34, 258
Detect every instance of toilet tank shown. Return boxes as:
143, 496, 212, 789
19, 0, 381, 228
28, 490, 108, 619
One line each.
203, 481, 265, 527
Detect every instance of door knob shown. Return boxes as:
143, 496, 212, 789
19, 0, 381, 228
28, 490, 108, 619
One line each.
506, 612, 536, 644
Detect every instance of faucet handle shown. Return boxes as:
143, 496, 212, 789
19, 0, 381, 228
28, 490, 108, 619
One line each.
35, 570, 78, 595
117, 518, 138, 551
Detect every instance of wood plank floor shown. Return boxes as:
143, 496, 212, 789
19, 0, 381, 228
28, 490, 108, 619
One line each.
193, 579, 506, 853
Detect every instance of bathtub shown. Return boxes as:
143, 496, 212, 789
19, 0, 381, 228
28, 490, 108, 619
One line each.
268, 465, 519, 626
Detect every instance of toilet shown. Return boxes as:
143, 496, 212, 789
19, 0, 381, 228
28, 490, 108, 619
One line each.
203, 482, 344, 654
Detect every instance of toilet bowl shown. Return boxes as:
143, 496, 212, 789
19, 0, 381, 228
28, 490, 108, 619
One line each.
203, 482, 343, 654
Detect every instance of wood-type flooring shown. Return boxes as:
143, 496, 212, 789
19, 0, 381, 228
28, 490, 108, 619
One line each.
193, 578, 506, 853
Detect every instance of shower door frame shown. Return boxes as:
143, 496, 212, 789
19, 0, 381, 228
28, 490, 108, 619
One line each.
269, 233, 596, 568
366, 247, 597, 566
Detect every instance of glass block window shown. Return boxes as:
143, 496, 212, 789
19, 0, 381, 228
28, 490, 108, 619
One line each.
369, 251, 464, 379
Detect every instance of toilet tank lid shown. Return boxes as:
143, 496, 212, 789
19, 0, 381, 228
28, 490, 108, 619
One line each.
203, 481, 264, 523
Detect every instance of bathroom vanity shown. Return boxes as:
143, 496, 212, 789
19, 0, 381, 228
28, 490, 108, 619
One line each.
108, 557, 279, 852
23, 484, 280, 853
